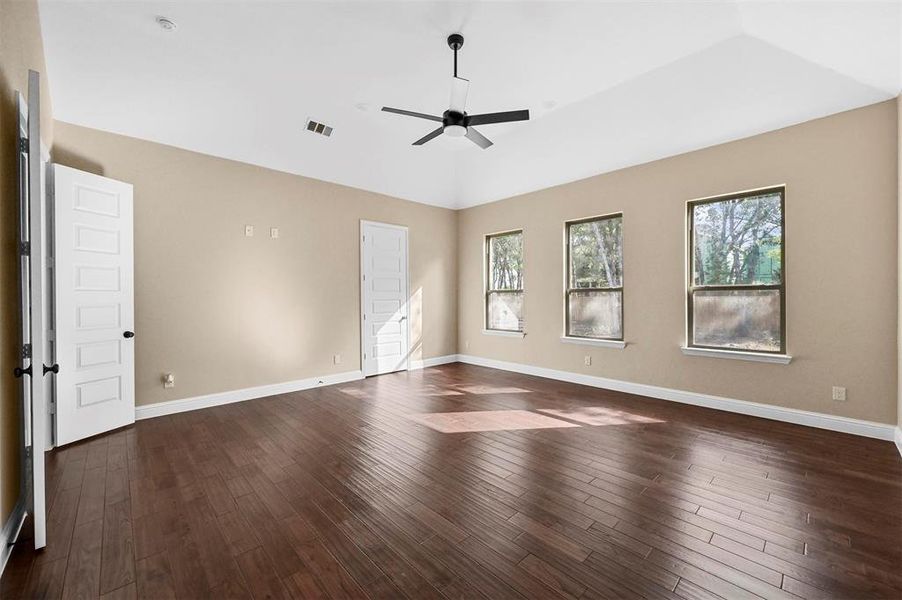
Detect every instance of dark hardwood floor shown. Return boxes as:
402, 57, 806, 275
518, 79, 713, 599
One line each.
2, 363, 901, 599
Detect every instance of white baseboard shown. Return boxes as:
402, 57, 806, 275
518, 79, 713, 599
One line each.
409, 354, 458, 370
135, 370, 363, 420
456, 354, 897, 442
0, 498, 26, 578
131, 355, 899, 449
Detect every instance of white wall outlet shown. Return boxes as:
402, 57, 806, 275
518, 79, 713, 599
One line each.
584, 355, 592, 366
270, 227, 279, 239
163, 372, 175, 388
465, 341, 470, 350
333, 354, 341, 365
244, 225, 254, 237
832, 386, 846, 402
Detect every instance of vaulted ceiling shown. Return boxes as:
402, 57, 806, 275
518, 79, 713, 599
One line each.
39, 1, 901, 209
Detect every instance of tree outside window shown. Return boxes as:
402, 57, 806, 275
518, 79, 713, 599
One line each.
688, 188, 785, 353
486, 231, 524, 332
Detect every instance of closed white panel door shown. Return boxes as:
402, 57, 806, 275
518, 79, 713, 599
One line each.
53, 164, 135, 446
361, 221, 409, 376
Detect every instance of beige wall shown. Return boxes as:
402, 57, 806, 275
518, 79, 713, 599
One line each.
1, 0, 54, 528
53, 122, 457, 407
459, 100, 898, 425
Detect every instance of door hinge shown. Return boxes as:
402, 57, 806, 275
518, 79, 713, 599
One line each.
49, 401, 56, 415
364, 353, 367, 359
19, 241, 30, 256
18, 138, 28, 153
22, 344, 31, 359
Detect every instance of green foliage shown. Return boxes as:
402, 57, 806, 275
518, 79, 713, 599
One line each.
569, 217, 622, 289
489, 232, 523, 290
693, 193, 782, 286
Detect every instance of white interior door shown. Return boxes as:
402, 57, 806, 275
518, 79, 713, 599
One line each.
15, 71, 48, 549
361, 221, 409, 376
53, 164, 135, 446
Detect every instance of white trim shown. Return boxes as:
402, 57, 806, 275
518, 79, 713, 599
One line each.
894, 426, 902, 459
680, 346, 792, 365
0, 498, 26, 578
482, 329, 525, 338
135, 370, 363, 420
409, 354, 458, 370
561, 336, 626, 349
456, 354, 895, 441
360, 220, 410, 377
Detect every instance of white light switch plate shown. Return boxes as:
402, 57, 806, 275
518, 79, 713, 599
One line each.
271, 227, 279, 239
245, 225, 254, 237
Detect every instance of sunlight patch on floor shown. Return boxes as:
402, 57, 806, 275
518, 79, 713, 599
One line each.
537, 406, 665, 426
410, 410, 578, 433
452, 385, 532, 395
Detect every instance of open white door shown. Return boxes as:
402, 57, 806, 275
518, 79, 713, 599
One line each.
360, 221, 409, 376
53, 165, 135, 446
15, 71, 49, 549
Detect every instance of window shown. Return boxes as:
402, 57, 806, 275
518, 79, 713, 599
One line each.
565, 214, 623, 340
486, 230, 524, 332
688, 187, 785, 353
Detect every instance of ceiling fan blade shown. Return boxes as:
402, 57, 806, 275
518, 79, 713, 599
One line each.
449, 77, 469, 113
466, 109, 530, 126
382, 107, 442, 122
413, 126, 444, 146
465, 127, 493, 149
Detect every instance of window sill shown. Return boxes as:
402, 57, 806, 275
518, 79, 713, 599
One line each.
482, 329, 525, 338
680, 346, 792, 365
561, 336, 626, 349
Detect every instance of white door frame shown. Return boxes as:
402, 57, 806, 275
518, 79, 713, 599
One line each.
359, 220, 410, 376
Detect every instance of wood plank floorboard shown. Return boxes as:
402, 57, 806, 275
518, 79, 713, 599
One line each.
3, 363, 901, 599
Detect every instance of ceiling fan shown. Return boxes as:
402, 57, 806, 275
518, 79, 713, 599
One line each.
382, 33, 530, 149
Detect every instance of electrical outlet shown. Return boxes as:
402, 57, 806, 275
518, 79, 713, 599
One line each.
244, 225, 254, 237
163, 372, 175, 388
271, 227, 279, 239
333, 354, 341, 365
584, 355, 591, 366
465, 341, 470, 350
832, 386, 846, 402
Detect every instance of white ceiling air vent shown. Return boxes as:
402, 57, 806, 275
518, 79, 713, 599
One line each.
305, 119, 333, 137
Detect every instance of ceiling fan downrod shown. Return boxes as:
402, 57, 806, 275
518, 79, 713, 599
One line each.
448, 33, 464, 78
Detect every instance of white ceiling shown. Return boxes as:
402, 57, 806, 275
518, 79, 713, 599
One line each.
39, 1, 902, 209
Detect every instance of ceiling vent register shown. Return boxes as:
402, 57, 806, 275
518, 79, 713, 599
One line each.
305, 119, 333, 137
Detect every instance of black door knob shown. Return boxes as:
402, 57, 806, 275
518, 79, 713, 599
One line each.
13, 365, 32, 378
43, 363, 59, 375
123, 331, 135, 339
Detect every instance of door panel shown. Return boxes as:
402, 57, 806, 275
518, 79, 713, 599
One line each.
53, 165, 135, 446
361, 222, 409, 376
16, 70, 48, 549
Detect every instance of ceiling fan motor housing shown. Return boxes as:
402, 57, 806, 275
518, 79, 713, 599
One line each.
442, 109, 467, 137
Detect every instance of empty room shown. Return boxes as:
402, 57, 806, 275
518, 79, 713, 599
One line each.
1, 0, 902, 598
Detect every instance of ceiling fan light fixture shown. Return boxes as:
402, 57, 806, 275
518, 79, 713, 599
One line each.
444, 124, 467, 137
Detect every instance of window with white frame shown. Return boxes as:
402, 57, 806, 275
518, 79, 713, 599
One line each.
565, 214, 623, 340
486, 230, 524, 332
688, 187, 785, 353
